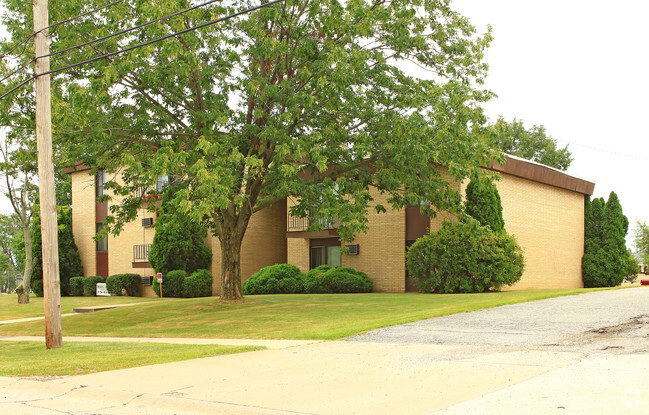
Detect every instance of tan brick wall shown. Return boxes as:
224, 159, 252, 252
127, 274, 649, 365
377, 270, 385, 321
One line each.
496, 174, 585, 290
107, 206, 156, 277
71, 171, 97, 277
343, 190, 406, 292
287, 238, 310, 273
211, 201, 287, 295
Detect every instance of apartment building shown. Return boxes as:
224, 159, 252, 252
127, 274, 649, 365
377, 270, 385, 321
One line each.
68, 154, 594, 295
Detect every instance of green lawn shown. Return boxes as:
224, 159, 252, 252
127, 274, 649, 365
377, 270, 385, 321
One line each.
0, 341, 261, 377
0, 289, 616, 340
0, 294, 158, 320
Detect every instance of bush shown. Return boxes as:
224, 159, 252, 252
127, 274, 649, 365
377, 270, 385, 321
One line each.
406, 219, 524, 293
243, 264, 304, 295
182, 269, 213, 298
304, 266, 373, 294
31, 279, 43, 297
152, 270, 187, 298
106, 273, 141, 296
69, 277, 84, 296
82, 276, 106, 296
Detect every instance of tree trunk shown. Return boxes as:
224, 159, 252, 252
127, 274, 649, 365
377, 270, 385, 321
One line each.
220, 229, 245, 300
17, 223, 34, 304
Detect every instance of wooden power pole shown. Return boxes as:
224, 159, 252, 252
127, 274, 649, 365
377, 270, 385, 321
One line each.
33, 0, 62, 349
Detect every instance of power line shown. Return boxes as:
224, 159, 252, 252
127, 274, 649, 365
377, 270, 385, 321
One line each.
0, 0, 125, 61
0, 0, 284, 101
42, 0, 223, 62
2, 0, 221, 87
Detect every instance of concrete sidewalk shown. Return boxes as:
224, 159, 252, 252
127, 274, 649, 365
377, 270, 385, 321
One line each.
1, 341, 647, 414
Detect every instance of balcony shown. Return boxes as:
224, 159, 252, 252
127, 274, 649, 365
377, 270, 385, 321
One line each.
287, 213, 340, 238
132, 244, 151, 268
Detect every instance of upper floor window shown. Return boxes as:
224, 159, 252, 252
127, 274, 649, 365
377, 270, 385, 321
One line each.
95, 170, 107, 198
156, 175, 170, 192
96, 223, 108, 252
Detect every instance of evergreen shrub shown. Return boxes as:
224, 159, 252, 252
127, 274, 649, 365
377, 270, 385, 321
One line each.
152, 270, 187, 297
69, 277, 84, 296
304, 266, 373, 293
182, 269, 213, 298
406, 219, 524, 293
106, 273, 141, 296
82, 276, 106, 296
243, 264, 304, 295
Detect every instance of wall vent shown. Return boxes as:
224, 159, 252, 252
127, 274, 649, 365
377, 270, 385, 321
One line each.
141, 276, 153, 285
345, 244, 359, 255
142, 217, 154, 227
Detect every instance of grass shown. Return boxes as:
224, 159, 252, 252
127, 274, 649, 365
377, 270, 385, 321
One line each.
0, 288, 618, 340
0, 341, 261, 377
0, 294, 157, 320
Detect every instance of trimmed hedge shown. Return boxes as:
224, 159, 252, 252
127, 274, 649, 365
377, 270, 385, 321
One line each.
82, 276, 106, 296
69, 277, 84, 296
182, 269, 213, 298
152, 270, 187, 298
243, 264, 305, 295
106, 273, 141, 296
406, 219, 524, 293
304, 266, 373, 294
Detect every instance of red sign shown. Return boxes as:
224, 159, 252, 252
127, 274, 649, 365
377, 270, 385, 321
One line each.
157, 272, 163, 283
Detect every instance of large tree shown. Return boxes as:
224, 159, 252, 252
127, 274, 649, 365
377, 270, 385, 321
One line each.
0, 214, 21, 293
634, 221, 649, 266
489, 117, 572, 170
3, 0, 495, 300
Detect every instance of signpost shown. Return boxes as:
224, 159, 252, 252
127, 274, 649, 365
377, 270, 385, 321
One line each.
157, 272, 163, 298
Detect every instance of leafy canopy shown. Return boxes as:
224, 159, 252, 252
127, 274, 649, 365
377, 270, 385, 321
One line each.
3, 0, 495, 298
488, 117, 572, 170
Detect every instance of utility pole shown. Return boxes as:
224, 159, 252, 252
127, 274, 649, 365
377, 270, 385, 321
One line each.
33, 0, 62, 349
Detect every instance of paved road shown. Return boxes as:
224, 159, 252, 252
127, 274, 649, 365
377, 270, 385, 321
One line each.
1, 288, 649, 414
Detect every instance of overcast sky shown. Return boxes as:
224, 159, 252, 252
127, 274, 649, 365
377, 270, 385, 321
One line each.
2, 1, 648, 246
453, 0, 649, 246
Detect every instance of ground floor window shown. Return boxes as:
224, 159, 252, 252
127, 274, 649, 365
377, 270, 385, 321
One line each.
310, 238, 341, 268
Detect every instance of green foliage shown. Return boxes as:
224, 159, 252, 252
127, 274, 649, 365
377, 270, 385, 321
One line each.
634, 220, 649, 265
152, 270, 187, 298
406, 219, 524, 293
82, 276, 106, 296
464, 176, 505, 232
305, 265, 332, 281
625, 253, 639, 284
489, 117, 573, 170
582, 193, 630, 287
30, 280, 43, 297
34, 0, 496, 299
182, 269, 213, 298
31, 206, 84, 296
243, 264, 305, 295
106, 273, 141, 296
304, 267, 373, 294
69, 277, 85, 296
0, 214, 20, 293
148, 185, 212, 276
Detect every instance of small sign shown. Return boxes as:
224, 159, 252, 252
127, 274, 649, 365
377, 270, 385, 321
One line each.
157, 272, 163, 283
96, 282, 110, 297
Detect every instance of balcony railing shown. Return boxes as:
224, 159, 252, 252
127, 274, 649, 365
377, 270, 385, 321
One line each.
287, 215, 339, 232
133, 244, 151, 262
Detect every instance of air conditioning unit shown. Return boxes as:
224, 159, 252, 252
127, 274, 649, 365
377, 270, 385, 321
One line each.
142, 217, 154, 227
141, 276, 153, 285
345, 244, 359, 255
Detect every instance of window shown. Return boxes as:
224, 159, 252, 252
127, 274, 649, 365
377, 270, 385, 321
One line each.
96, 223, 108, 252
95, 170, 107, 198
310, 245, 341, 268
156, 175, 170, 192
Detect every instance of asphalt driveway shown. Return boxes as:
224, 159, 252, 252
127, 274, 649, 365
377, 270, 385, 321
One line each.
2, 288, 649, 414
